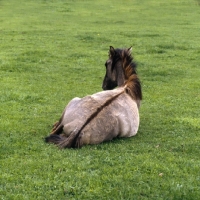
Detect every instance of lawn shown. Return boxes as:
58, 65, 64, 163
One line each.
0, 0, 200, 199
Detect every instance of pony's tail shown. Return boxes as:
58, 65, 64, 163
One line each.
58, 129, 81, 149
45, 134, 64, 144
45, 129, 82, 149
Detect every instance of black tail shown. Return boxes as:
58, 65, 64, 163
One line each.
57, 129, 82, 149
45, 135, 64, 145
45, 129, 82, 149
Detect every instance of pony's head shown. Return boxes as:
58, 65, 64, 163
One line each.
102, 46, 137, 90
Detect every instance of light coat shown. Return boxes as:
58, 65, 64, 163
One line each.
59, 87, 139, 146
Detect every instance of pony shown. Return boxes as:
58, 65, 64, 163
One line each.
45, 46, 142, 148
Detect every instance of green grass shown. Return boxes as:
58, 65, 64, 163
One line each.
0, 0, 200, 199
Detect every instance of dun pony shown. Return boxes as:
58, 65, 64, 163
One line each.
45, 46, 142, 148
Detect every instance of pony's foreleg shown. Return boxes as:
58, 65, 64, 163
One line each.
45, 120, 64, 144
50, 109, 66, 135
51, 121, 59, 132
50, 123, 63, 135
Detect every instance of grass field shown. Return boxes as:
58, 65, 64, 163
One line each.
0, 0, 200, 199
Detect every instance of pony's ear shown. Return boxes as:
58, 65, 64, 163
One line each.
128, 46, 132, 54
109, 46, 115, 56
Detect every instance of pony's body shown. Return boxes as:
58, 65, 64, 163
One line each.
45, 46, 142, 148
55, 88, 139, 147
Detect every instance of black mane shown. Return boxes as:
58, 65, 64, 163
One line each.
110, 48, 137, 74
